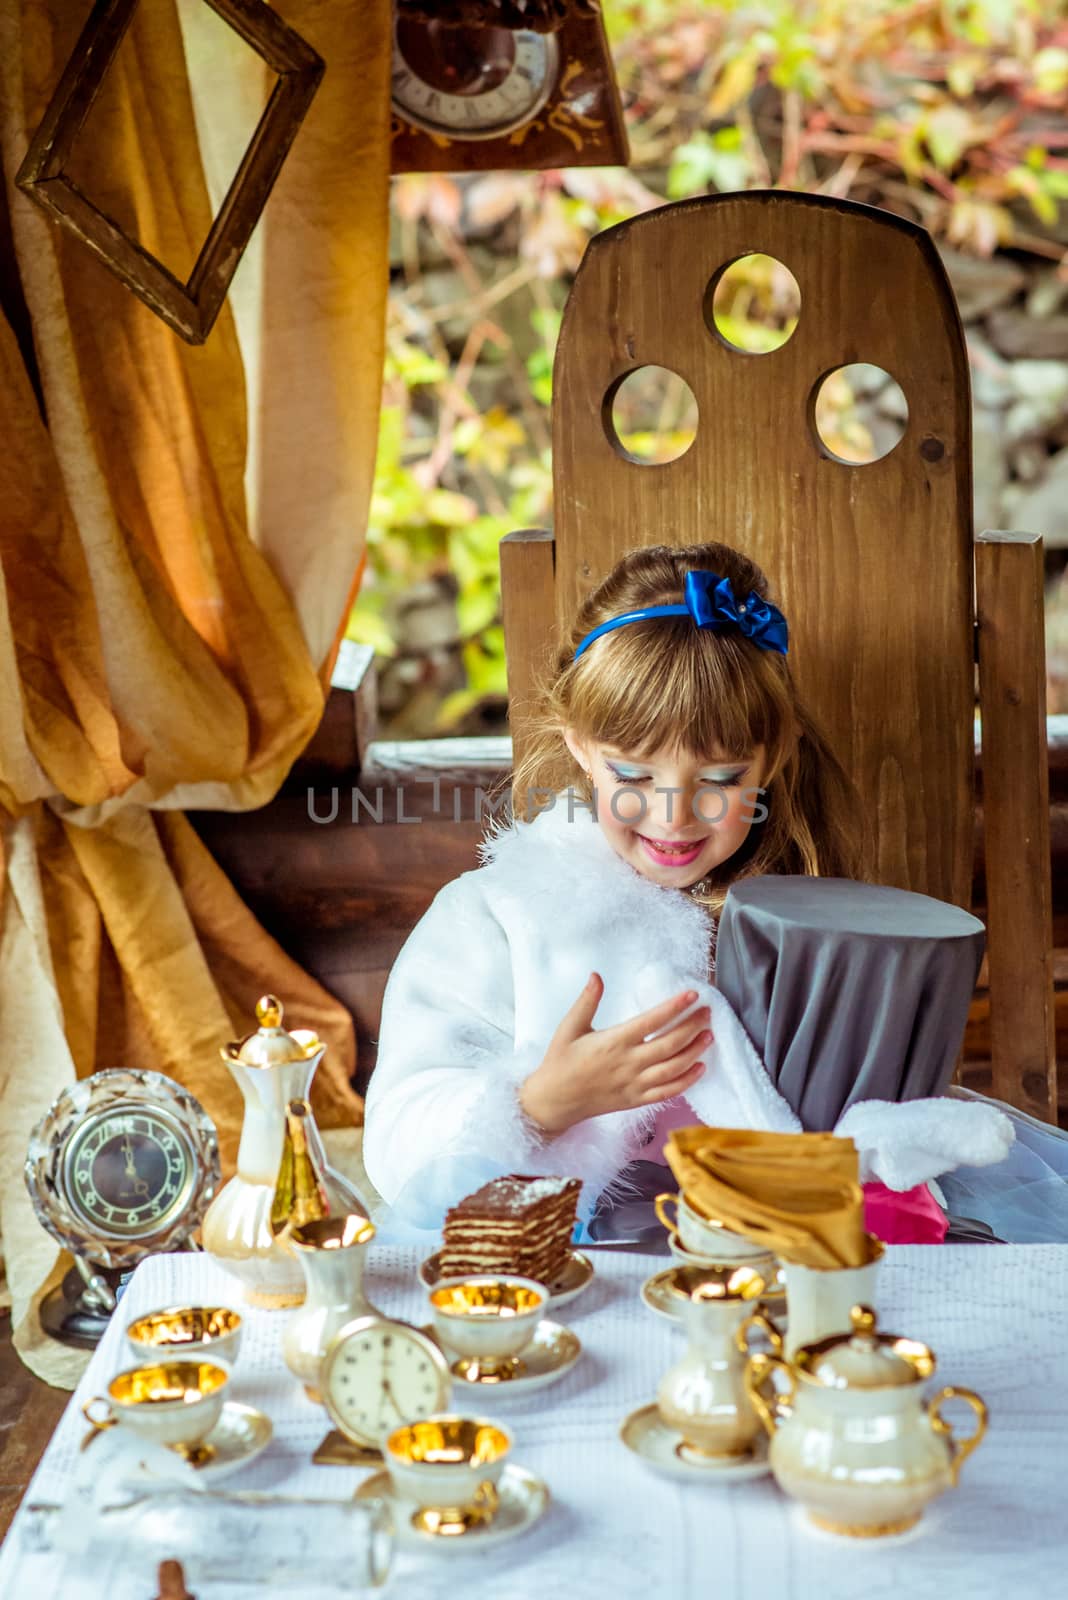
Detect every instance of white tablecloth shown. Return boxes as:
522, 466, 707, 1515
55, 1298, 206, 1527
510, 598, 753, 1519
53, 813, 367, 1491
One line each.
1, 1244, 1066, 1599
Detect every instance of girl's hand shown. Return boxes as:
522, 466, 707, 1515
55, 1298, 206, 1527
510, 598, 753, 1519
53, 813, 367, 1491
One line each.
518, 974, 712, 1138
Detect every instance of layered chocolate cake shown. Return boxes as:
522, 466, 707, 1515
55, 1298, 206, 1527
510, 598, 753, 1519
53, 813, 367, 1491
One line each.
439, 1174, 581, 1286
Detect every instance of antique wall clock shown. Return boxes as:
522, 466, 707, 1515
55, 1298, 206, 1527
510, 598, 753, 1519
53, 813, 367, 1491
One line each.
25, 1069, 219, 1348
390, 1, 629, 172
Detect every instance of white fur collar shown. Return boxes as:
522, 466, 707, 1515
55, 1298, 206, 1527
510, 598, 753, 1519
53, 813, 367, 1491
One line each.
475, 796, 1015, 1189
476, 795, 800, 1138
476, 791, 714, 989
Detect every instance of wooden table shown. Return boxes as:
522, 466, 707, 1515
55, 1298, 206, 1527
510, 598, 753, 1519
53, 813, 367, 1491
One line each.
0, 1313, 69, 1540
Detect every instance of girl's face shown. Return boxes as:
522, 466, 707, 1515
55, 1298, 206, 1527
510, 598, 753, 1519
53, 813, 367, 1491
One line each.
563, 730, 766, 889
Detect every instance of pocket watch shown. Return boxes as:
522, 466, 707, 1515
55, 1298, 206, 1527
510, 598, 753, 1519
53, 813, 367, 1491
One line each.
25, 1069, 219, 1268
319, 1315, 453, 1449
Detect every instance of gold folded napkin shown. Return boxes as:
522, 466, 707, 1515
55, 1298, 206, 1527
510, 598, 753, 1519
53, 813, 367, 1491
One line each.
664, 1126, 871, 1270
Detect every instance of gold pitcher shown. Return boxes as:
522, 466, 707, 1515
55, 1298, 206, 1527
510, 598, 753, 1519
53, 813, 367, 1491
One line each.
656, 1264, 778, 1463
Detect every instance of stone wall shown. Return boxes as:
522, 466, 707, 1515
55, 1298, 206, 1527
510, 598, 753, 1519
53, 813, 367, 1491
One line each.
944, 248, 1068, 553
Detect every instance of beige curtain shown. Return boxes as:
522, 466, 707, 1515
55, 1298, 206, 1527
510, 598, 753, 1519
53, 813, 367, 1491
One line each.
0, 0, 392, 1380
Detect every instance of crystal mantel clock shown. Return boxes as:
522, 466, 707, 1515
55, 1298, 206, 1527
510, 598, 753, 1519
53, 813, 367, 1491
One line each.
25, 1069, 219, 1347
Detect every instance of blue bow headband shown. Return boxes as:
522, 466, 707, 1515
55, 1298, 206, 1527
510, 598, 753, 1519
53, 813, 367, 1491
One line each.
572, 569, 789, 661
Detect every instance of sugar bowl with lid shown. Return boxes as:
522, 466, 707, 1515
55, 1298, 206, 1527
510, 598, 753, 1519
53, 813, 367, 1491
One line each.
742, 1304, 987, 1538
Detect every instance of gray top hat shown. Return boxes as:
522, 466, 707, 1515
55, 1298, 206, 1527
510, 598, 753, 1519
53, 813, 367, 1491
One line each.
714, 876, 987, 1130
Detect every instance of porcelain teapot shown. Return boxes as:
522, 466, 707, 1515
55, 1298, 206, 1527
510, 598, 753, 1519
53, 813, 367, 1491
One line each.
742, 1304, 987, 1538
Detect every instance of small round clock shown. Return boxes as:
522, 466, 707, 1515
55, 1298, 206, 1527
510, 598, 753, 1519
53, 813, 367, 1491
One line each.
320, 1315, 453, 1448
391, 18, 559, 140
25, 1069, 219, 1346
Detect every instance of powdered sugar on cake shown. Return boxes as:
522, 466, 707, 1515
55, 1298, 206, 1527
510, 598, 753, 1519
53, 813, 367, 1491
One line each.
441, 1174, 581, 1284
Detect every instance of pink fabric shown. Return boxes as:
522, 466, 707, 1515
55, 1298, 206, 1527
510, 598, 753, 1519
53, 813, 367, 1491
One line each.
648, 1097, 705, 1165
862, 1180, 948, 1245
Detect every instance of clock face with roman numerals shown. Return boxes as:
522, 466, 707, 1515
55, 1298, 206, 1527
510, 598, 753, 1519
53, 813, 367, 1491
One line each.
321, 1316, 452, 1447
25, 1069, 219, 1270
390, 19, 559, 140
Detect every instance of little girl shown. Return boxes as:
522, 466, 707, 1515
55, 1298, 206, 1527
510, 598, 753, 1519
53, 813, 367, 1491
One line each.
363, 541, 1019, 1242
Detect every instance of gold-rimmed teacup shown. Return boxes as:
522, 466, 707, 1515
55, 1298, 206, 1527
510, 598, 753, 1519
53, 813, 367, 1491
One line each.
125, 1306, 243, 1368
428, 1276, 546, 1383
81, 1360, 230, 1463
667, 1227, 780, 1280
657, 1192, 774, 1265
385, 1414, 512, 1536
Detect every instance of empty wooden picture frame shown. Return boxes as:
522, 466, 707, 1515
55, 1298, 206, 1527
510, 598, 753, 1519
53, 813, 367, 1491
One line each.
15, 0, 325, 344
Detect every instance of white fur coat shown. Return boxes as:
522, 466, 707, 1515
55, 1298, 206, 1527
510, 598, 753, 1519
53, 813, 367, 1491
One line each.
362, 796, 1013, 1229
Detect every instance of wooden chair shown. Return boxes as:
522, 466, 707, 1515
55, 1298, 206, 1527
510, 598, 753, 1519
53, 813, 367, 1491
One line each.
500, 189, 1057, 1124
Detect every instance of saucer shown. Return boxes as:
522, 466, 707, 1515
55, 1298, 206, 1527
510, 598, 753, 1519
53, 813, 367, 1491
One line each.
620, 1404, 771, 1481
419, 1249, 593, 1309
139, 1402, 273, 1483
424, 1318, 581, 1394
641, 1268, 688, 1324
355, 1462, 549, 1551
668, 1230, 783, 1279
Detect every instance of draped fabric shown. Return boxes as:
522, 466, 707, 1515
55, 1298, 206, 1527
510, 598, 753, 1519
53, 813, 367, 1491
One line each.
715, 876, 988, 1128
0, 0, 392, 1379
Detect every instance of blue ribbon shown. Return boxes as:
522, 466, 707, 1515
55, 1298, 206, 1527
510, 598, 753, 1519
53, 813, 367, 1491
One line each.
573, 568, 788, 660
683, 570, 789, 655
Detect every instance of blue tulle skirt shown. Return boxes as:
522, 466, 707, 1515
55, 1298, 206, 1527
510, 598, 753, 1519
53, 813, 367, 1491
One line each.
936, 1086, 1068, 1244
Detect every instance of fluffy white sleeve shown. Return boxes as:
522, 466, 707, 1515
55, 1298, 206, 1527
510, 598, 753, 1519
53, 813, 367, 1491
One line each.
362, 876, 630, 1229
363, 877, 540, 1205
834, 1096, 1015, 1190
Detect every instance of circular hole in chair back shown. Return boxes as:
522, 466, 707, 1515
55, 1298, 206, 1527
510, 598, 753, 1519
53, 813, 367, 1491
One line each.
812, 363, 909, 464
704, 254, 801, 353
604, 366, 698, 465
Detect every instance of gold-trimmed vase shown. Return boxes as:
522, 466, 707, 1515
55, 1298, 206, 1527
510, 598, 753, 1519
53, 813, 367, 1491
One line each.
282, 1213, 378, 1400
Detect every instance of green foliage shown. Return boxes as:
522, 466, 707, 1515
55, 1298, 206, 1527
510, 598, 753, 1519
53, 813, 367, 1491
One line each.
354, 0, 1068, 734
349, 319, 554, 729
526, 308, 562, 407
668, 129, 750, 200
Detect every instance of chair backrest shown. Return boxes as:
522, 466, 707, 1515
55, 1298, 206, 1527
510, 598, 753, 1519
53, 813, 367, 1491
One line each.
504, 190, 975, 909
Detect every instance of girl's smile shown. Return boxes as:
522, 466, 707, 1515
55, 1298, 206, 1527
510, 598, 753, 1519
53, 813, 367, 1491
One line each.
637, 836, 705, 867
563, 732, 766, 890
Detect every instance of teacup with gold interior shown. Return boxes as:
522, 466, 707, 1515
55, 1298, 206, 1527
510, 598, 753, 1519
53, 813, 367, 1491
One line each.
82, 1360, 230, 1462
428, 1275, 546, 1382
125, 1306, 243, 1368
385, 1414, 513, 1536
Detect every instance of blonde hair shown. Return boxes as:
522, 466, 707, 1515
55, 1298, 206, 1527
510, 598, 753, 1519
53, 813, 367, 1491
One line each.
507, 542, 868, 911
